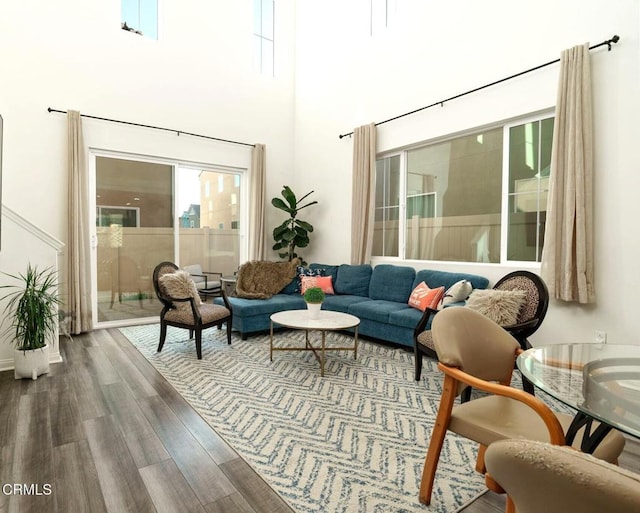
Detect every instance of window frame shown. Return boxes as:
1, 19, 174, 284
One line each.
374, 110, 554, 266
253, 0, 275, 76
121, 0, 159, 39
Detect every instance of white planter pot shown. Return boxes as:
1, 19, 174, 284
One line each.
14, 344, 50, 380
306, 302, 322, 320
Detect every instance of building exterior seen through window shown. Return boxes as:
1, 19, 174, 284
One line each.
253, 0, 274, 75
121, 0, 158, 39
373, 114, 553, 264
94, 156, 243, 325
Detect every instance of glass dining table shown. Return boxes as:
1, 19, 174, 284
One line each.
517, 343, 640, 453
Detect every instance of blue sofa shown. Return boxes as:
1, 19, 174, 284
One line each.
215, 263, 489, 348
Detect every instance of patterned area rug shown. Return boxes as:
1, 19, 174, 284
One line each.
119, 325, 487, 513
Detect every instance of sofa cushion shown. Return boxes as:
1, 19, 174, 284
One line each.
322, 294, 371, 313
413, 269, 489, 292
388, 307, 426, 329
348, 300, 409, 323
224, 294, 306, 316
334, 264, 372, 297
369, 264, 416, 302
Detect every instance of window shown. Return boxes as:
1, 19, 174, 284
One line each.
373, 114, 554, 264
253, 0, 274, 75
370, 0, 396, 36
121, 0, 158, 39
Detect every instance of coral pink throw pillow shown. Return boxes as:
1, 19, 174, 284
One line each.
408, 282, 445, 312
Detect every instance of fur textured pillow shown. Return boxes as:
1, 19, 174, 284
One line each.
465, 289, 527, 326
159, 270, 202, 311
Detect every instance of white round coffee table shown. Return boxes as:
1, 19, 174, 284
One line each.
270, 309, 360, 376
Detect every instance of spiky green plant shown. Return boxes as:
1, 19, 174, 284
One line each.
272, 186, 318, 265
0, 264, 61, 351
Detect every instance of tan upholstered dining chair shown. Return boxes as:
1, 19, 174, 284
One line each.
485, 439, 640, 513
418, 307, 626, 508
153, 262, 232, 359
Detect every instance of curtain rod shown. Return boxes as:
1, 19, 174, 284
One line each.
47, 108, 255, 148
338, 35, 620, 139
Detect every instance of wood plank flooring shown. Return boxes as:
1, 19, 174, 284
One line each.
0, 329, 638, 513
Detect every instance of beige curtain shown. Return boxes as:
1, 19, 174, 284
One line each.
541, 43, 595, 303
67, 111, 93, 333
248, 143, 267, 261
350, 123, 377, 264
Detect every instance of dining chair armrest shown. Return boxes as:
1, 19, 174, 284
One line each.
439, 363, 566, 445
167, 295, 203, 323
502, 318, 538, 332
202, 271, 223, 279
413, 307, 439, 337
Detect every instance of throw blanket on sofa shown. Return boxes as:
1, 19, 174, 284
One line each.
235, 259, 300, 299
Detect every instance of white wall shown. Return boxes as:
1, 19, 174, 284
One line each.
1, 0, 639, 352
0, 0, 297, 251
293, 0, 640, 347
0, 207, 64, 370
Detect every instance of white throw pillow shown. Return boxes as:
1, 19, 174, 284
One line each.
441, 279, 473, 307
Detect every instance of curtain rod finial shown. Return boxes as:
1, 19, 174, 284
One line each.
608, 35, 620, 50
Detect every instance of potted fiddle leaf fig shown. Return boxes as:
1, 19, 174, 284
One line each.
272, 186, 317, 265
303, 286, 325, 319
0, 264, 61, 380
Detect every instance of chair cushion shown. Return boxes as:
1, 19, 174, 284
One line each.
450, 395, 625, 463
416, 330, 435, 351
164, 303, 230, 324
159, 270, 202, 311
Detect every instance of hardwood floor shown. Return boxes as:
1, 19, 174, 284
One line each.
1, 329, 638, 513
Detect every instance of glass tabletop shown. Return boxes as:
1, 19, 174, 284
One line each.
517, 343, 640, 439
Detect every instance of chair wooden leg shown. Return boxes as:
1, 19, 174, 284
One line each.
158, 322, 167, 353
506, 496, 515, 513
189, 329, 194, 340
475, 444, 487, 473
195, 329, 203, 359
226, 319, 232, 345
419, 375, 457, 505
414, 347, 423, 381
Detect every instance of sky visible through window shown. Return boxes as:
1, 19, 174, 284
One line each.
122, 0, 158, 39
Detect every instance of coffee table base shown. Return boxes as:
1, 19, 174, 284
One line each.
269, 325, 358, 377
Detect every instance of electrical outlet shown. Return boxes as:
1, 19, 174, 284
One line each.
595, 330, 607, 344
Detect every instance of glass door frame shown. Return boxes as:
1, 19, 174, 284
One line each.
89, 148, 248, 329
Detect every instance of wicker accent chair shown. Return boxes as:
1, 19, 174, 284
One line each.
153, 262, 232, 359
485, 439, 640, 513
418, 307, 625, 509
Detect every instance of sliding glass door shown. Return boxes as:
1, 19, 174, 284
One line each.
93, 154, 244, 327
